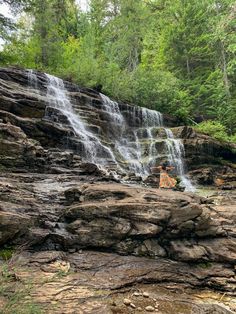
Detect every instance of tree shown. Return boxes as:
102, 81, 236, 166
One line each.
0, 0, 235, 138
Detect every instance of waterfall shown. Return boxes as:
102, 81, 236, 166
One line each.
141, 107, 163, 127
99, 93, 124, 126
98, 95, 194, 190
140, 107, 163, 170
45, 74, 118, 165
35, 70, 194, 191
99, 95, 164, 176
165, 129, 195, 192
27, 69, 38, 91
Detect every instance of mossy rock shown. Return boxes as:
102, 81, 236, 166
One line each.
0, 248, 14, 260
197, 262, 212, 269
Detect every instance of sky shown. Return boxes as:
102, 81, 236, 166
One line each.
0, 0, 89, 48
78, 0, 89, 11
0, 0, 89, 15
0, 4, 11, 49
0, 3, 11, 18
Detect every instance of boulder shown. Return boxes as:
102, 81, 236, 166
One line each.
0, 211, 31, 245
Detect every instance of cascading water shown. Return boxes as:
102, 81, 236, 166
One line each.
45, 74, 118, 165
141, 107, 163, 170
28, 69, 194, 191
99, 93, 147, 175
141, 107, 163, 127
164, 129, 195, 192
98, 95, 194, 190
27, 69, 38, 91
99, 95, 164, 175
99, 93, 124, 126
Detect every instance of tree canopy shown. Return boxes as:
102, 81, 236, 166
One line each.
0, 0, 236, 141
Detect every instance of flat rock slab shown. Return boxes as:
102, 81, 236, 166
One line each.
1, 250, 235, 314
0, 173, 236, 264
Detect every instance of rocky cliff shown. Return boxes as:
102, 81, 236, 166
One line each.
0, 67, 236, 313
0, 67, 235, 185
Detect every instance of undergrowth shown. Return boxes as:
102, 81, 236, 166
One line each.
0, 261, 44, 314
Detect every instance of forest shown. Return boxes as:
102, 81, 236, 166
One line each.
0, 0, 236, 142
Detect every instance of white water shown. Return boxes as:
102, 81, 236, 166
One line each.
32, 71, 194, 190
27, 69, 38, 91
98, 95, 194, 190
100, 93, 124, 126
45, 74, 118, 165
99, 98, 164, 176
165, 129, 195, 192
141, 107, 163, 127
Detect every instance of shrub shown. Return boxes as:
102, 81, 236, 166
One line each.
195, 120, 229, 142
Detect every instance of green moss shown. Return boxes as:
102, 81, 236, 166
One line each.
0, 248, 14, 261
197, 262, 212, 269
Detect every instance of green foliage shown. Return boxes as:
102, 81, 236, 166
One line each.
0, 263, 43, 314
0, 248, 14, 261
195, 120, 236, 142
229, 134, 236, 143
0, 0, 236, 141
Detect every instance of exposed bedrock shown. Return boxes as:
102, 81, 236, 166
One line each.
0, 172, 236, 314
7, 250, 236, 314
0, 67, 236, 313
0, 174, 236, 289
0, 66, 235, 181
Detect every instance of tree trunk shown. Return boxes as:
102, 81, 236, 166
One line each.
219, 39, 231, 98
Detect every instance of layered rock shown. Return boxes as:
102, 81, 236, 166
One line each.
0, 172, 236, 313
171, 126, 236, 188
0, 67, 236, 313
0, 66, 235, 180
0, 172, 236, 273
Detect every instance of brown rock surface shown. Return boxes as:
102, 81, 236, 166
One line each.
0, 67, 235, 177
0, 172, 235, 267
1, 250, 235, 313
0, 67, 236, 313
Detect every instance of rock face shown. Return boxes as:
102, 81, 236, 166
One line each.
0, 174, 224, 259
0, 172, 236, 313
173, 126, 236, 188
0, 67, 235, 181
0, 67, 236, 313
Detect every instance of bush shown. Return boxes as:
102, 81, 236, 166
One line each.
195, 120, 229, 142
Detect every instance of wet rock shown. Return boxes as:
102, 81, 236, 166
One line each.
78, 162, 106, 176
143, 174, 160, 188
64, 188, 82, 205
189, 168, 214, 185
0, 67, 235, 177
